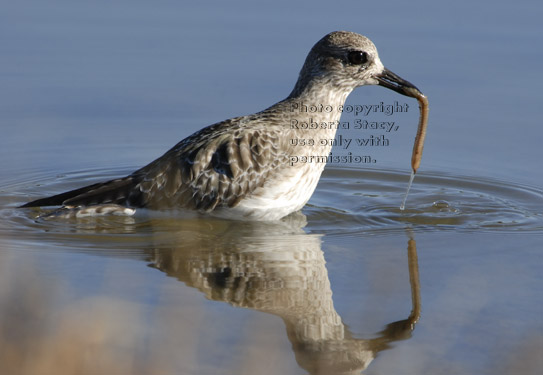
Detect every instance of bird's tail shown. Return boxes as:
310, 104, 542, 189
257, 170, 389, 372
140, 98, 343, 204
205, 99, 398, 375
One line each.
20, 176, 142, 208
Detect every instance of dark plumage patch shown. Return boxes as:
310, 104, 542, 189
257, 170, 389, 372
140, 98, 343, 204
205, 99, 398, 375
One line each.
211, 142, 234, 179
209, 267, 232, 288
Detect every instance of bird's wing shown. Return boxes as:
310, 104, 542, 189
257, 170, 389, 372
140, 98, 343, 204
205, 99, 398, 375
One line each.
21, 115, 291, 211
131, 117, 290, 211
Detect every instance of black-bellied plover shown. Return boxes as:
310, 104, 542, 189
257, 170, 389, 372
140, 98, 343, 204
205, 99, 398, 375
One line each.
22, 31, 427, 220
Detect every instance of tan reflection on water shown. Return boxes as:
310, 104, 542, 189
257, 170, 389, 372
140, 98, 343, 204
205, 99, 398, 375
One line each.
0, 215, 421, 375
149, 219, 421, 375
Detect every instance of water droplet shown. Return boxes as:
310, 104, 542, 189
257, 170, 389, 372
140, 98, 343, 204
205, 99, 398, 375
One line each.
432, 200, 450, 209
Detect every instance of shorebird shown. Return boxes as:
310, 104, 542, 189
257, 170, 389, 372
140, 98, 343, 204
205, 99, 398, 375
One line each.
22, 31, 425, 221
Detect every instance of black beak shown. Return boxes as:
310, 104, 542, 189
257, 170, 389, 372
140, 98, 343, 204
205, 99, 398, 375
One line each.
376, 68, 423, 98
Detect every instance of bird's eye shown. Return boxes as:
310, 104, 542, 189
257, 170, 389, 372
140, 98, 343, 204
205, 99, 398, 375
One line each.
347, 51, 368, 65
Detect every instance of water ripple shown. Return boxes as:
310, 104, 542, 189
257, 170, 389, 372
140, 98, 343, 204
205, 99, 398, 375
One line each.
307, 167, 543, 234
1, 166, 542, 248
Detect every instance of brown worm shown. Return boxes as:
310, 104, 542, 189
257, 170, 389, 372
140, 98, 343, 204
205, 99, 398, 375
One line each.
400, 88, 429, 210
409, 91, 429, 174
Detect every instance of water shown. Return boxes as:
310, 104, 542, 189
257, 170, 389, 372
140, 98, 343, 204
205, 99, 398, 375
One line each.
2, 166, 542, 374
399, 170, 415, 210
2, 1, 543, 374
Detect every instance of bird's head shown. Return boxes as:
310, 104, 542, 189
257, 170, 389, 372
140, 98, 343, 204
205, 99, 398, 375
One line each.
290, 31, 423, 100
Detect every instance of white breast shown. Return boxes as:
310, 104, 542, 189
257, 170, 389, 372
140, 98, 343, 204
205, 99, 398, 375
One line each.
214, 162, 326, 221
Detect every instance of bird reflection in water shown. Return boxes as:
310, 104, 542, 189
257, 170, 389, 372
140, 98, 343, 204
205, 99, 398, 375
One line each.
148, 214, 421, 375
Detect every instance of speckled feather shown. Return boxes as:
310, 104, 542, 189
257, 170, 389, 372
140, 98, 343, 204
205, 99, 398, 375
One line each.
21, 31, 423, 220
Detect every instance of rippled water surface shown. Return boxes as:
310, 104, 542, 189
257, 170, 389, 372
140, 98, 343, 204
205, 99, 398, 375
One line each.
2, 166, 542, 375
2, 1, 543, 375
4, 167, 542, 238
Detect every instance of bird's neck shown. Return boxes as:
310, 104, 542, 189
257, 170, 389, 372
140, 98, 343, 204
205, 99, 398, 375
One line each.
281, 78, 353, 134
289, 76, 352, 105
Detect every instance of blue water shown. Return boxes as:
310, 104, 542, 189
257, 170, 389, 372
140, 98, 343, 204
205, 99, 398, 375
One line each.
1, 1, 542, 374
